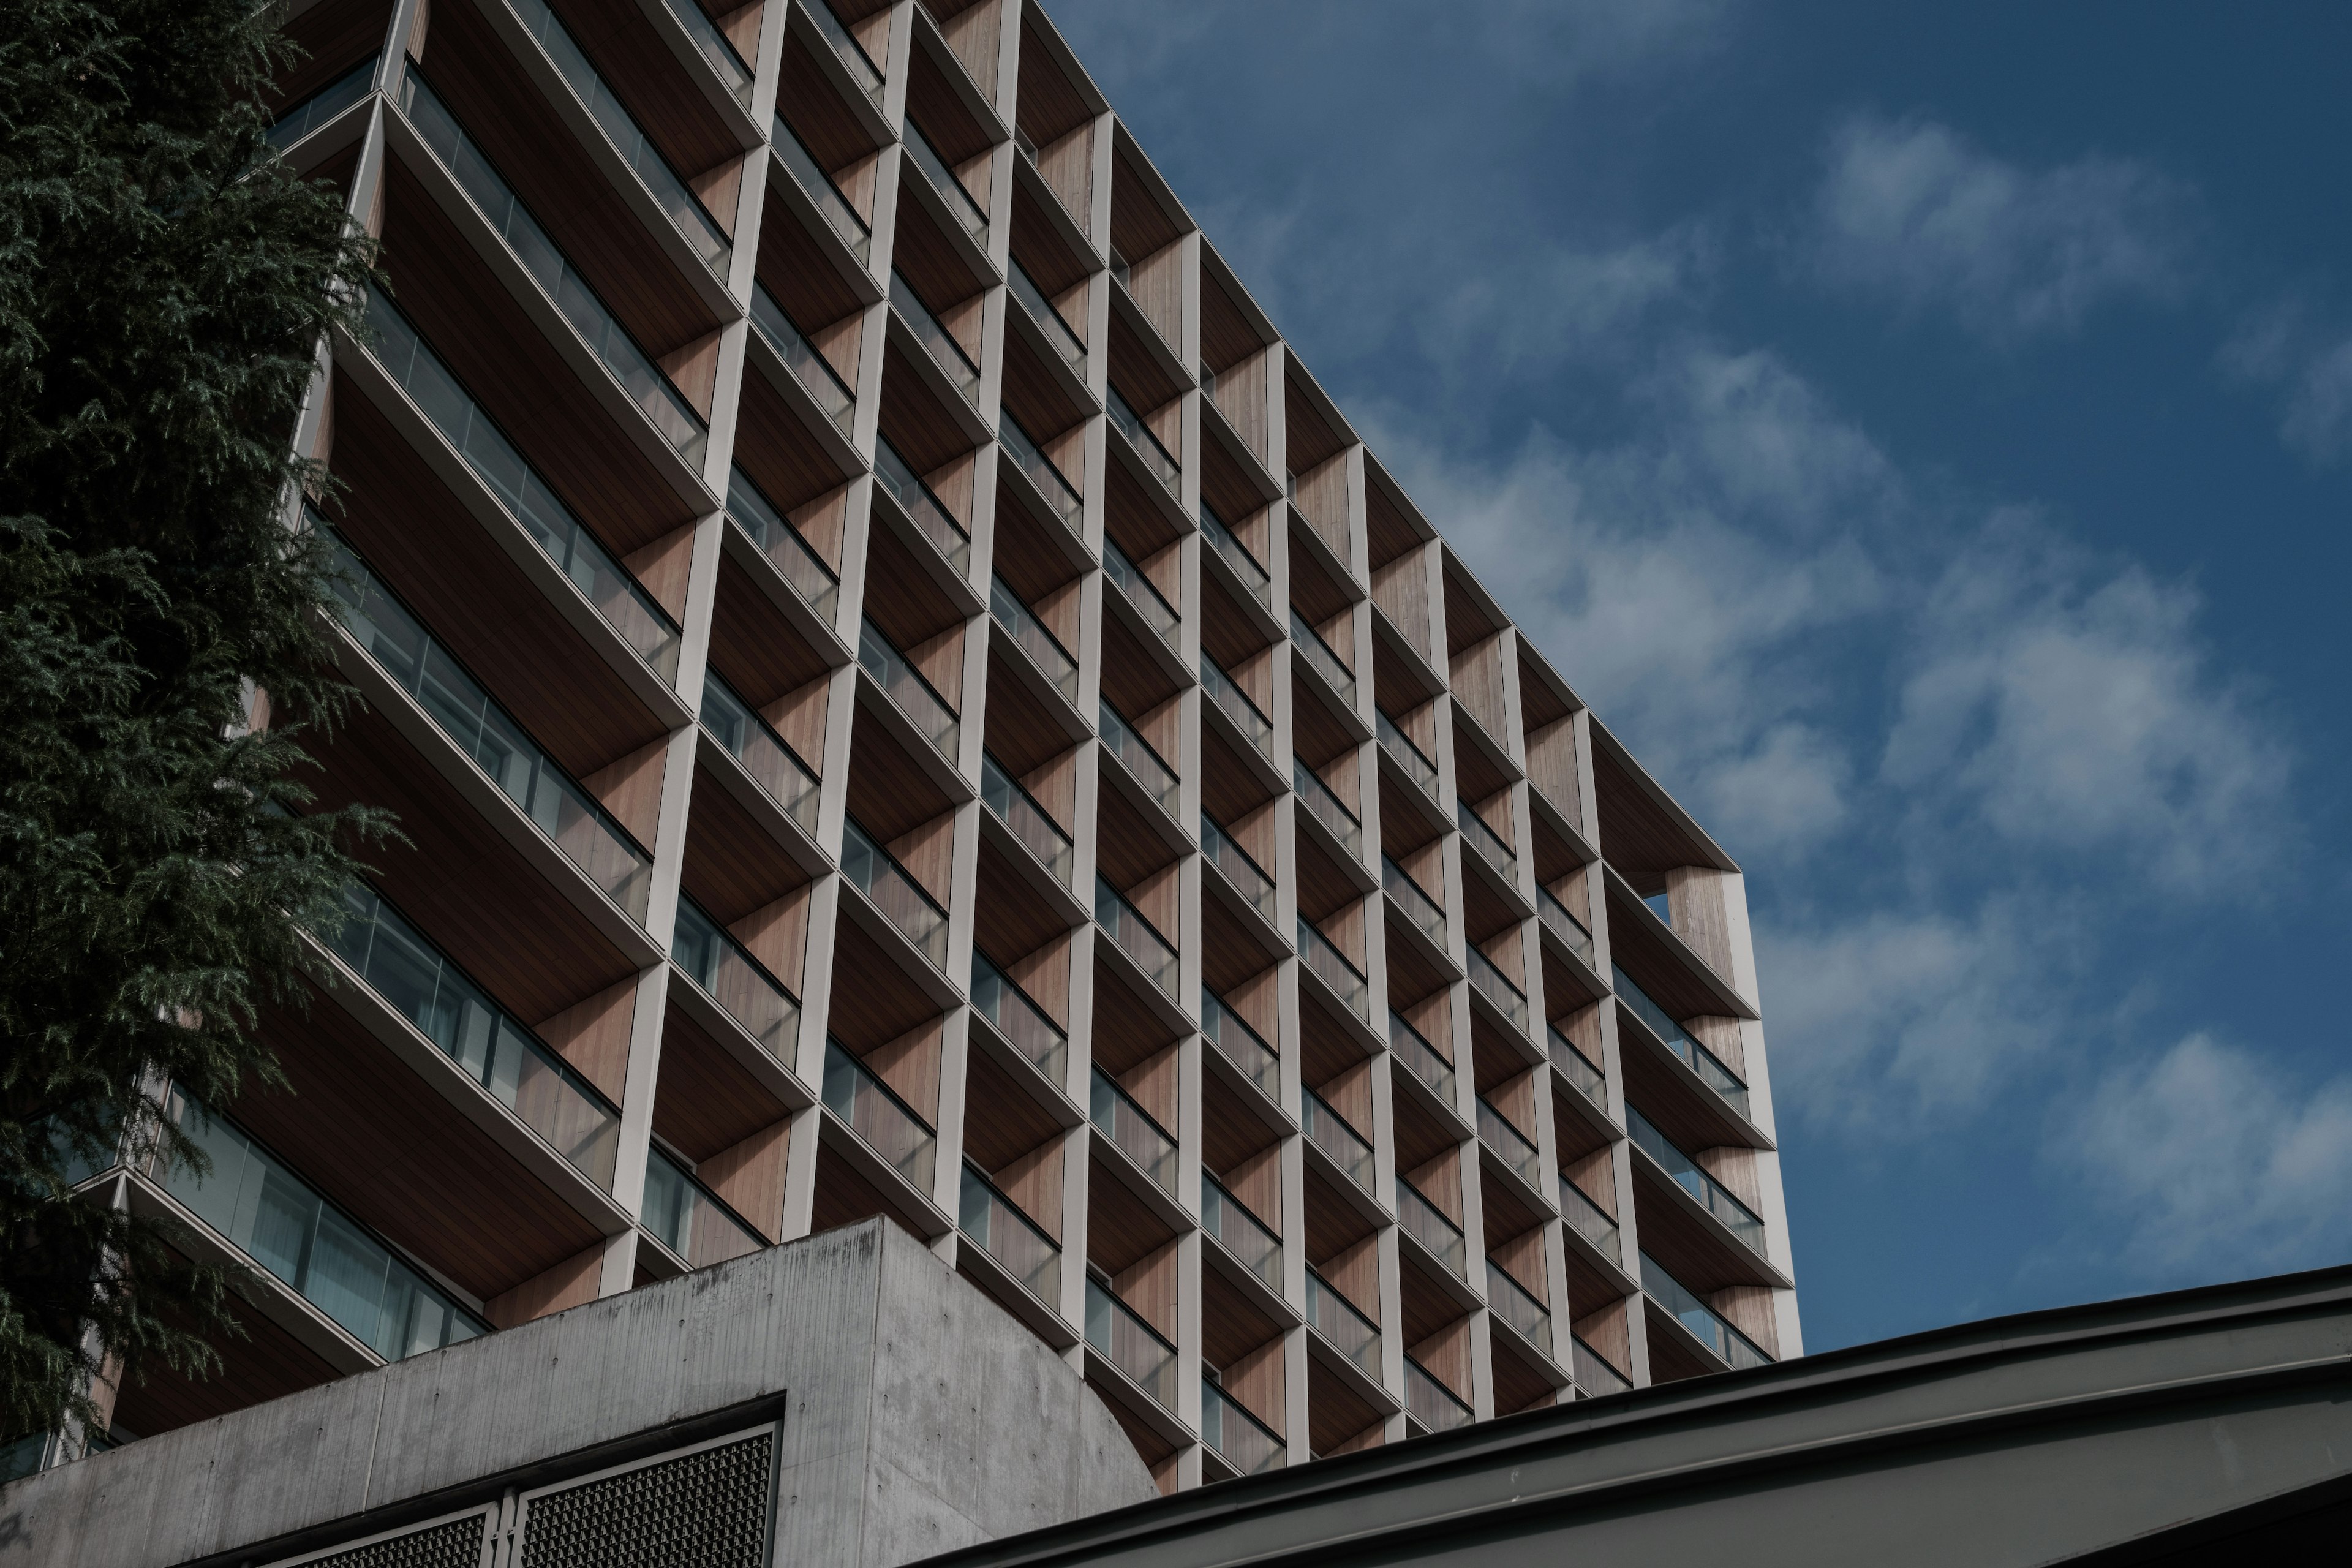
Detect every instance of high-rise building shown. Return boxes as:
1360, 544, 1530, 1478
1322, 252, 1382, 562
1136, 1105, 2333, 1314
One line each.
51, 0, 1799, 1491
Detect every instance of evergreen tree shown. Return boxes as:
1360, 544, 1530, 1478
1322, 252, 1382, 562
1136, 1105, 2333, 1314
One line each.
0, 0, 386, 1446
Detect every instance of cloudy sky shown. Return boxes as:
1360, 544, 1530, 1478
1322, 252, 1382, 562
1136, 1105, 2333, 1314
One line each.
1047, 0, 2352, 1351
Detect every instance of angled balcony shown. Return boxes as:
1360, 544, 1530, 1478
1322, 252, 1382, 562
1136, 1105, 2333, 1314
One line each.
1290, 608, 1359, 714
1200, 1172, 1283, 1295
1382, 856, 1446, 952
1306, 1267, 1381, 1382
890, 267, 982, 411
1548, 1024, 1610, 1118
1107, 383, 1182, 501
1099, 698, 1181, 821
1202, 987, 1282, 1106
1613, 962, 1756, 1128
802, 0, 883, 109
748, 285, 858, 442
1085, 1276, 1178, 1413
671, 894, 802, 1073
990, 574, 1080, 711
1476, 1098, 1545, 1196
979, 753, 1075, 891
1202, 655, 1275, 764
641, 1147, 764, 1273
1302, 1090, 1374, 1197
1095, 875, 1181, 1004
1200, 812, 1278, 927
699, 669, 822, 842
1000, 411, 1086, 540
960, 1160, 1061, 1308
1641, 1251, 1773, 1376
1466, 947, 1529, 1039
1297, 918, 1370, 1025
821, 1036, 940, 1203
1485, 1259, 1553, 1362
843, 818, 952, 973
1200, 500, 1273, 612
772, 113, 872, 268
1572, 1332, 1634, 1396
857, 617, 960, 767
1293, 756, 1365, 865
1105, 536, 1180, 653
970, 950, 1069, 1088
1395, 1175, 1466, 1283
875, 437, 973, 582
1201, 1375, 1286, 1477
1404, 1354, 1472, 1433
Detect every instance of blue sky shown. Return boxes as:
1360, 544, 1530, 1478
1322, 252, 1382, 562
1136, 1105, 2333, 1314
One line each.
1047, 0, 2352, 1352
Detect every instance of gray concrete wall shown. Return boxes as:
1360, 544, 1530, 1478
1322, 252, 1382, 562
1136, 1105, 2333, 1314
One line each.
0, 1221, 1155, 1567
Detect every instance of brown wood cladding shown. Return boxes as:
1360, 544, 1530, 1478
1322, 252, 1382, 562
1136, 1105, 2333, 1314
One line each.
709, 555, 833, 702
652, 1002, 791, 1159
1106, 305, 1187, 413
1014, 20, 1091, 146
1592, 739, 1727, 883
999, 325, 1089, 444
878, 342, 977, 473
826, 919, 940, 1050
112, 1284, 340, 1441
891, 192, 986, 312
274, 0, 395, 110
549, 0, 739, 173
1109, 143, 1185, 271
1009, 180, 1089, 295
974, 839, 1069, 959
733, 367, 854, 512
847, 708, 954, 839
810, 1140, 930, 1243
682, 758, 814, 917
960, 1049, 1065, 1170
1084, 1155, 1175, 1276
1606, 882, 1733, 1025
755, 184, 869, 331
1488, 1331, 1555, 1415
1306, 1359, 1384, 1458
778, 31, 884, 172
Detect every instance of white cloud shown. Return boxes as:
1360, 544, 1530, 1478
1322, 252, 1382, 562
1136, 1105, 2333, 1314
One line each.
2219, 306, 2352, 467
1423, 227, 1711, 375
1806, 115, 2194, 341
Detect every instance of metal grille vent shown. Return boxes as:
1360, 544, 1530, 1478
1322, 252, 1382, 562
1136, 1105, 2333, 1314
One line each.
519, 1432, 773, 1568
304, 1515, 488, 1568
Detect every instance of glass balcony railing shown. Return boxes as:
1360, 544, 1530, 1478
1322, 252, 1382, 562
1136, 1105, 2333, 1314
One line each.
822, 1038, 937, 1195
1572, 1333, 1634, 1396
807, 0, 882, 105
858, 618, 959, 763
1200, 502, 1270, 608
1201, 1172, 1281, 1292
644, 1147, 764, 1270
1389, 1011, 1455, 1105
890, 270, 979, 407
960, 1161, 1060, 1304
268, 56, 375, 153
991, 575, 1079, 706
1302, 1090, 1373, 1193
701, 670, 820, 836
874, 438, 971, 576
1376, 712, 1438, 804
1613, 965, 1751, 1120
1306, 1267, 1381, 1379
1095, 876, 1180, 1000
1099, 699, 1179, 816
1538, 886, 1595, 968
507, 0, 729, 279
1395, 1177, 1466, 1280
971, 950, 1067, 1085
1085, 1276, 1177, 1409
980, 753, 1074, 888
1468, 947, 1529, 1035
1289, 609, 1356, 709
1642, 1251, 1773, 1370
1201, 814, 1277, 924
1477, 1098, 1544, 1191
156, 1087, 486, 1361
1381, 857, 1444, 948
843, 818, 950, 971
673, 895, 799, 1063
360, 290, 682, 680
1107, 385, 1180, 496
661, 0, 753, 107
1202, 656, 1273, 760
904, 121, 987, 238
999, 413, 1082, 533
1458, 800, 1517, 881
1405, 1355, 1472, 1433
401, 70, 712, 470
1104, 537, 1178, 650
1297, 919, 1369, 1022
326, 881, 620, 1188
322, 520, 654, 923
1487, 1260, 1553, 1360
1009, 260, 1085, 369
1628, 1107, 1769, 1257
1202, 987, 1280, 1102
1088, 1067, 1178, 1193
773, 116, 870, 262
1548, 1025, 1608, 1110
1292, 757, 1363, 859
1202, 1376, 1285, 1476
748, 285, 856, 437
1562, 1180, 1623, 1265
727, 464, 841, 619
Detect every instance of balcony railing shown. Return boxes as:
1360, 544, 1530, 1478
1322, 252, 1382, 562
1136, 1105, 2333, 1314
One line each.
999, 412, 1082, 533
1104, 537, 1178, 650
1289, 609, 1356, 709
1389, 1011, 1455, 1105
1099, 699, 1179, 816
874, 438, 971, 576
326, 882, 620, 1188
1302, 1090, 1373, 1193
1466, 948, 1528, 1035
1201, 814, 1277, 924
1009, 260, 1085, 369
673, 896, 799, 1062
1376, 710, 1438, 801
644, 1148, 764, 1270
960, 1161, 1060, 1304
773, 116, 870, 262
843, 819, 951, 971
1306, 1268, 1381, 1379
1202, 656, 1273, 761
1572, 1333, 1633, 1396
1628, 1108, 1768, 1257
1200, 501, 1271, 608
971, 951, 1067, 1085
822, 1038, 937, 1194
267, 56, 375, 152
726, 464, 840, 619
507, 0, 729, 279
1297, 919, 1369, 1022
322, 521, 654, 923
661, 0, 753, 108
1562, 1180, 1623, 1265
1612, 965, 1751, 1120
1537, 886, 1594, 968
807, 0, 882, 105
748, 285, 856, 437
1202, 987, 1280, 1102
1548, 1025, 1607, 1110
1404, 1355, 1472, 1433
401, 69, 712, 470
1477, 1099, 1544, 1191
156, 1087, 487, 1361
990, 575, 1079, 706
1293, 758, 1363, 859
891, 270, 979, 407
360, 290, 681, 680
1089, 1068, 1177, 1193
980, 753, 1073, 888
701, 671, 820, 836
1201, 1172, 1281, 1292
1458, 800, 1517, 881
1381, 857, 1444, 948
1201, 1377, 1285, 1476
1641, 1252, 1773, 1371
858, 618, 959, 763
1487, 1260, 1553, 1360
1395, 1177, 1466, 1280
1085, 1276, 1177, 1409
904, 121, 986, 239
1106, 385, 1180, 496
1095, 877, 1180, 1000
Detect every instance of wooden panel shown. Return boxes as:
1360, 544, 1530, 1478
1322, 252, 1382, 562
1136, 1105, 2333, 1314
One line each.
1292, 834, 1359, 926
1449, 636, 1509, 744
733, 369, 853, 513
1202, 1077, 1279, 1172
1009, 179, 1090, 294
1036, 125, 1094, 244
486, 1243, 600, 1327
1208, 347, 1270, 468
847, 708, 954, 838
1307, 1357, 1384, 1458
860, 518, 965, 646
826, 920, 942, 1049
1000, 328, 1089, 450
865, 1016, 942, 1125
877, 342, 977, 474
1488, 1326, 1556, 1416
1091, 962, 1179, 1075
1107, 304, 1187, 412
974, 838, 1071, 961
777, 31, 885, 173
111, 1283, 341, 1440
537, 976, 636, 1102
1607, 883, 1735, 1026
980, 647, 1069, 772
1592, 740, 1722, 884
550, 0, 739, 176
1085, 1158, 1176, 1275
1015, 19, 1092, 145
1200, 1267, 1281, 1370
1372, 557, 1432, 671
811, 1140, 930, 1242
1284, 373, 1345, 472
1572, 1297, 1630, 1370
701, 1119, 790, 1240
1095, 784, 1179, 887
905, 38, 990, 164
1110, 145, 1183, 273
1389, 1093, 1454, 1176
962, 1050, 1064, 1170
755, 184, 869, 334
1441, 563, 1504, 656
1288, 527, 1354, 624
653, 1002, 790, 1158
891, 192, 986, 314
1101, 609, 1183, 718
274, 0, 395, 110
682, 756, 815, 918
1305, 1175, 1380, 1263
1365, 469, 1427, 571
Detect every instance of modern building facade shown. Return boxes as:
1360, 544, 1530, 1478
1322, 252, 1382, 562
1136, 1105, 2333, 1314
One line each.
47, 0, 1798, 1490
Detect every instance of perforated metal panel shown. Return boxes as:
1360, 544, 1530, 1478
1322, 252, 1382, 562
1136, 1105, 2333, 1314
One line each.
518, 1431, 774, 1568
301, 1514, 488, 1568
